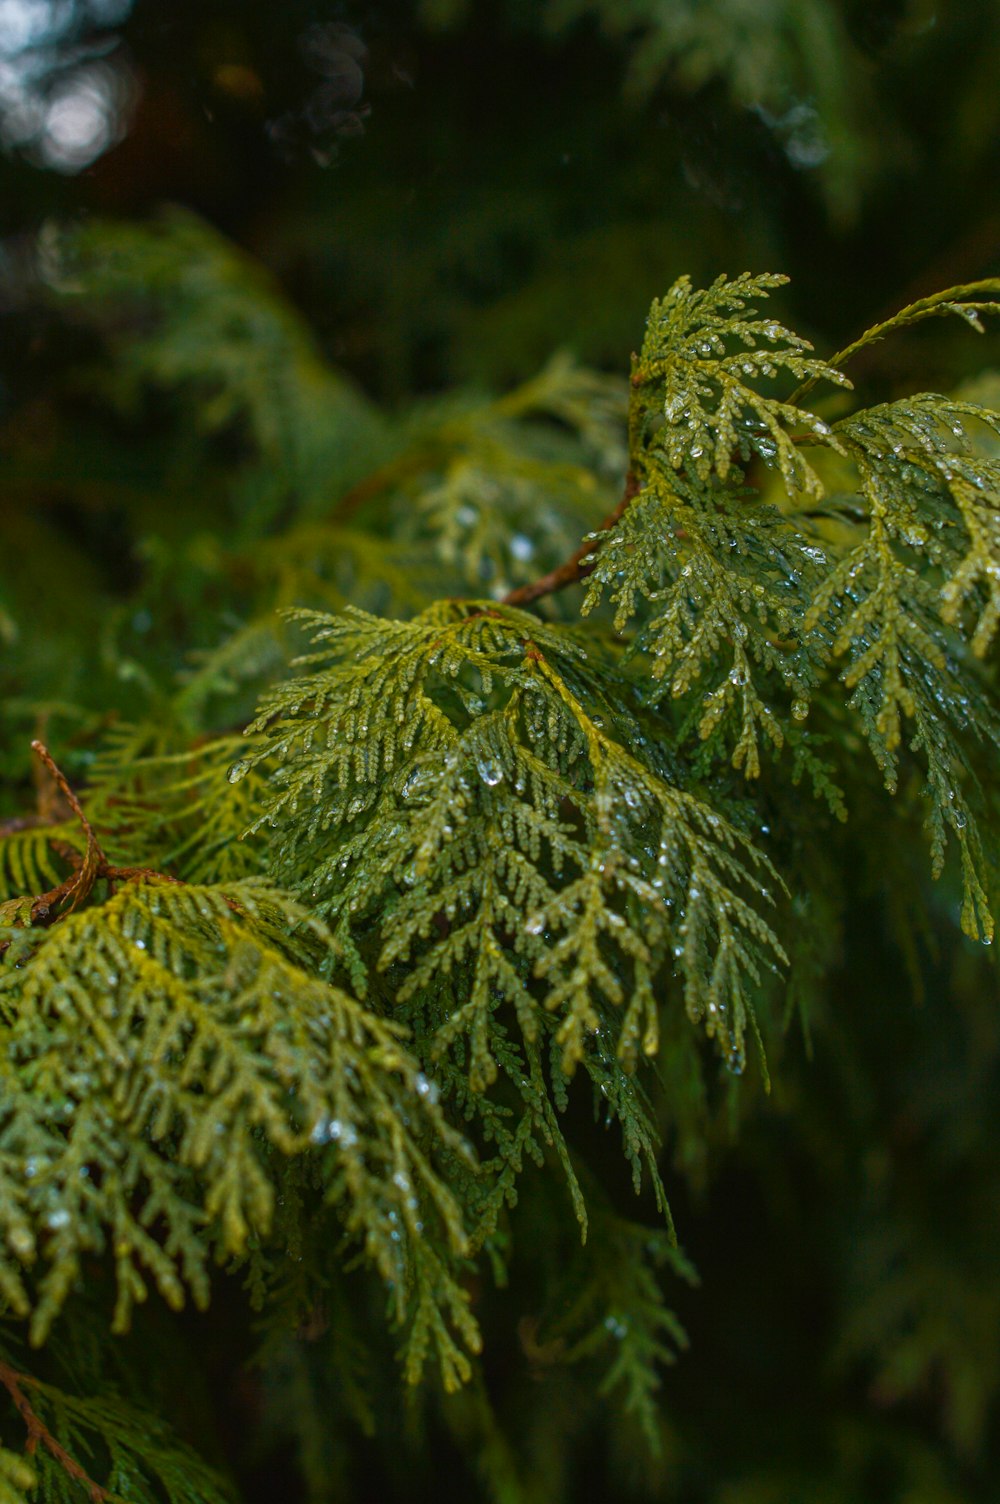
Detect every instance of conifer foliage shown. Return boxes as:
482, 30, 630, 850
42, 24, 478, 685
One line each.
1, 218, 999, 1501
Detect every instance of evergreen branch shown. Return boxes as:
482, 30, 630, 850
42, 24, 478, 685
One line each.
243, 603, 784, 1085
0, 745, 190, 941
0, 1360, 109, 1503
505, 272, 845, 615
0, 1334, 236, 1504
0, 821, 84, 907
0, 872, 475, 1371
635, 272, 849, 498
789, 278, 1000, 405
501, 469, 639, 606
8, 220, 1000, 1493
539, 1209, 696, 1451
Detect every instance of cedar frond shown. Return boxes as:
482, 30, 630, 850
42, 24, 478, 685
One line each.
0, 879, 474, 1371
635, 272, 849, 498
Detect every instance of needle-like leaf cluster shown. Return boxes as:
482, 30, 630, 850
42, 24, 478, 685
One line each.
2, 223, 1000, 1500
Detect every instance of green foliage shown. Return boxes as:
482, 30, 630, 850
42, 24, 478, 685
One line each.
0, 1446, 33, 1504
0, 872, 474, 1375
57, 211, 388, 537
635, 272, 849, 497
537, 1207, 696, 1451
584, 272, 1000, 943
241, 601, 782, 1084
0, 1349, 232, 1504
2, 210, 1000, 1502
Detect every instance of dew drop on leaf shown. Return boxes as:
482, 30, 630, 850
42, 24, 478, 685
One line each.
476, 755, 504, 787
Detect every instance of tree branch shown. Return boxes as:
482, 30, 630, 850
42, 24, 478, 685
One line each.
0, 1360, 113, 1503
501, 468, 640, 608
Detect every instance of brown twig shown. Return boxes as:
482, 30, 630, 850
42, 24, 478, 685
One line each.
501, 469, 641, 608
5, 745, 183, 933
28, 741, 105, 917
0, 1359, 113, 1503
29, 742, 98, 849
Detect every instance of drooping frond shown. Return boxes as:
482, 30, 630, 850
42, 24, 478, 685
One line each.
582, 473, 824, 776
537, 1208, 696, 1452
240, 602, 784, 1086
828, 395, 1000, 660
0, 878, 473, 1374
581, 278, 1000, 940
798, 398, 1000, 937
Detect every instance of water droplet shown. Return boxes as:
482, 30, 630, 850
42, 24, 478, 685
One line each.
791, 699, 809, 721
228, 759, 251, 784
310, 1116, 358, 1148
401, 766, 434, 803
415, 1072, 440, 1105
476, 756, 504, 787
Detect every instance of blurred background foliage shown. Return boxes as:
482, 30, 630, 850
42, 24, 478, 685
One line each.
1, 2, 999, 1501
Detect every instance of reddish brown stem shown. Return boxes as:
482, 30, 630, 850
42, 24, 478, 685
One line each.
30, 742, 100, 854
6, 746, 185, 931
501, 469, 640, 608
0, 1360, 113, 1503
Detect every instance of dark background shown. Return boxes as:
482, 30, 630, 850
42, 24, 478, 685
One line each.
4, 0, 1000, 400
